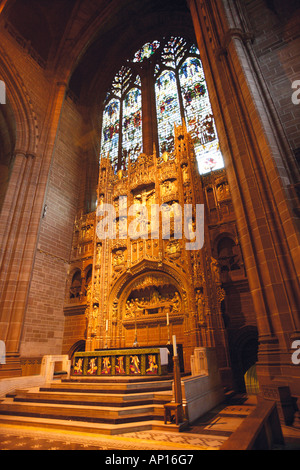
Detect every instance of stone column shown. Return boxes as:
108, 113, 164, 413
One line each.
0, 81, 68, 377
187, 0, 300, 420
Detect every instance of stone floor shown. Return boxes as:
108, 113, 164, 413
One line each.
0, 394, 299, 451
0, 394, 254, 450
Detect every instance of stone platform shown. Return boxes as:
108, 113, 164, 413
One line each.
0, 375, 190, 435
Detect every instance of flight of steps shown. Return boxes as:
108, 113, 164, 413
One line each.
0, 375, 184, 435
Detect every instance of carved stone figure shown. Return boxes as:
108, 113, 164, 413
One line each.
196, 289, 205, 323
211, 256, 221, 285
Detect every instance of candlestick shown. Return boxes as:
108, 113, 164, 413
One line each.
172, 335, 177, 356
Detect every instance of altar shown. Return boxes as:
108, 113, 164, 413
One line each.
72, 347, 170, 377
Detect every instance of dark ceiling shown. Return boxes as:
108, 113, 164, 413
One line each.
5, 0, 194, 104
69, 0, 194, 103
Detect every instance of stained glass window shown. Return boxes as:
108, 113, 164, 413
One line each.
100, 66, 142, 171
161, 36, 187, 69
133, 41, 160, 63
100, 37, 225, 175
155, 70, 181, 155
179, 55, 224, 174
122, 88, 142, 162
111, 66, 132, 98
100, 98, 120, 170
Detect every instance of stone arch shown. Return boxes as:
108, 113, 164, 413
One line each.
107, 260, 193, 348
0, 98, 16, 212
68, 340, 86, 370
83, 264, 93, 298
0, 45, 39, 219
0, 44, 39, 156
229, 325, 259, 392
212, 231, 237, 257
108, 260, 191, 311
69, 268, 82, 300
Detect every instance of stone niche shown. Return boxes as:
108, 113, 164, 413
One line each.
122, 272, 182, 322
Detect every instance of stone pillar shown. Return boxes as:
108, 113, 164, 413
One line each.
187, 0, 300, 419
0, 81, 68, 377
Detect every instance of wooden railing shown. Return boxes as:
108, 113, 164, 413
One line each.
221, 400, 284, 450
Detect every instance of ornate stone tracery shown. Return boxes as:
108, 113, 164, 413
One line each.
69, 124, 229, 372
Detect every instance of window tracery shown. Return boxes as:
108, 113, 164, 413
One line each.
99, 37, 224, 175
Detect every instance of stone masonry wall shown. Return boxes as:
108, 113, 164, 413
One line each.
19, 96, 84, 357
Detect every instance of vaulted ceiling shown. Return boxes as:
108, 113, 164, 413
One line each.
4, 0, 195, 104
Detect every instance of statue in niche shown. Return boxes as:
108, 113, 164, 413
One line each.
195, 289, 205, 323
91, 304, 99, 336
134, 188, 155, 209
112, 300, 118, 320
216, 181, 230, 200
182, 164, 189, 183
166, 240, 181, 259
96, 243, 101, 265
85, 225, 93, 239
86, 283, 92, 304
161, 179, 175, 197
98, 194, 104, 208
211, 257, 221, 285
113, 250, 125, 269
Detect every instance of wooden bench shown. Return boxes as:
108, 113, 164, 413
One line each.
164, 403, 183, 425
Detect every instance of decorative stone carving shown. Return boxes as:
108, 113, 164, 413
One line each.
195, 289, 205, 324
112, 249, 126, 271
211, 256, 221, 285
166, 240, 181, 259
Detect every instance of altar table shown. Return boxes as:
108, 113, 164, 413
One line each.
72, 347, 169, 377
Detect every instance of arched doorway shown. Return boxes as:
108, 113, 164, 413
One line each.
229, 326, 259, 393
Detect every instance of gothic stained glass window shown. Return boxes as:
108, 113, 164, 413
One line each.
179, 56, 224, 174
133, 40, 160, 63
161, 36, 187, 69
100, 37, 224, 175
122, 87, 142, 162
100, 98, 120, 170
100, 66, 142, 172
155, 70, 181, 155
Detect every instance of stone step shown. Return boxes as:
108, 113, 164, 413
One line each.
0, 414, 188, 435
40, 379, 173, 394
0, 397, 165, 424
12, 389, 172, 407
